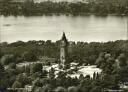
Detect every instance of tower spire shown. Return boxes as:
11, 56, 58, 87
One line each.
62, 32, 67, 41
62, 32, 65, 37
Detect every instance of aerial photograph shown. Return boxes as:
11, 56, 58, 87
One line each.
0, 0, 128, 92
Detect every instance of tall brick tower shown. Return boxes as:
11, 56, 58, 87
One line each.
60, 32, 68, 69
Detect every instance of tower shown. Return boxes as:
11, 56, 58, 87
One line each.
60, 32, 68, 69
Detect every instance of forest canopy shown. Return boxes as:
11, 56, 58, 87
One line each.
0, 0, 128, 16
0, 40, 128, 65
0, 40, 128, 92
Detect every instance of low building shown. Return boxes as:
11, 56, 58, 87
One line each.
25, 85, 33, 92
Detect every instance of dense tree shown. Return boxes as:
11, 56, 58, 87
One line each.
0, 0, 128, 16
31, 63, 43, 73
55, 86, 66, 92
12, 81, 22, 88
118, 53, 127, 67
37, 84, 52, 92
0, 63, 7, 90
68, 86, 78, 92
0, 40, 128, 91
16, 74, 31, 87
22, 50, 38, 62
95, 52, 105, 68
1, 40, 127, 66
1, 54, 15, 65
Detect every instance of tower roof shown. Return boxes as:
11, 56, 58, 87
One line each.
62, 32, 67, 41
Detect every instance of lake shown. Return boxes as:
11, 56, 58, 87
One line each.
0, 15, 127, 43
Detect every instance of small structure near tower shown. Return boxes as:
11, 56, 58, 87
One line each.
60, 32, 69, 69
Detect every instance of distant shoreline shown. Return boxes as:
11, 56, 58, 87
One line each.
0, 39, 127, 44
0, 13, 128, 17
0, 1, 128, 16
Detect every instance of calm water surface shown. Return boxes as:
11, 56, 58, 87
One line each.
0, 15, 127, 43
